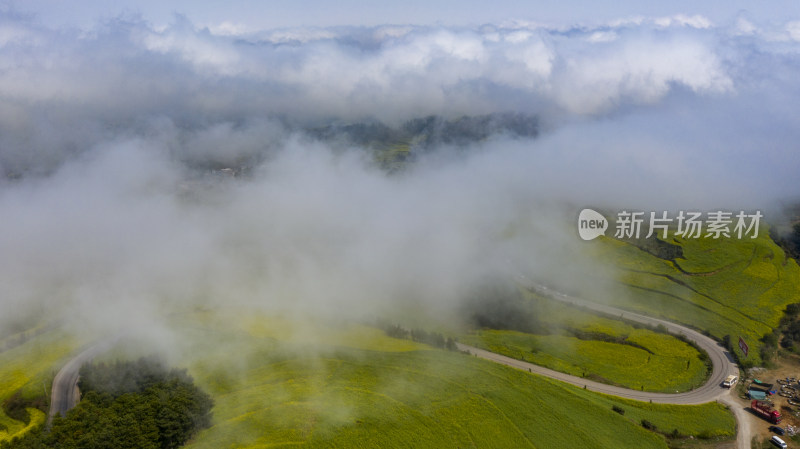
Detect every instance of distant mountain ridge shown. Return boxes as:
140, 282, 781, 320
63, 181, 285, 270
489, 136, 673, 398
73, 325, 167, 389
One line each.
307, 112, 539, 171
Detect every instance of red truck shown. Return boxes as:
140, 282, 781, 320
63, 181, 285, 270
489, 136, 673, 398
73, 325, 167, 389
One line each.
751, 400, 782, 424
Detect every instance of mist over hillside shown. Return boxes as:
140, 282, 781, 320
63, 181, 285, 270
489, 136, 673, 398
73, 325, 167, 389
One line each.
0, 10, 799, 343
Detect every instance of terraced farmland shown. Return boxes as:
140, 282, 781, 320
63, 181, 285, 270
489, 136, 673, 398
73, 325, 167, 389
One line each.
590, 228, 800, 365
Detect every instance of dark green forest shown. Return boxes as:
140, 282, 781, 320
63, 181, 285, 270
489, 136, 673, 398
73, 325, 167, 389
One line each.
2, 358, 212, 449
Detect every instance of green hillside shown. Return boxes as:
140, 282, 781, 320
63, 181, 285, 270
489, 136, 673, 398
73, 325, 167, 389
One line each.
161, 315, 734, 449
591, 227, 800, 366
461, 325, 708, 393
0, 312, 736, 448
0, 328, 80, 444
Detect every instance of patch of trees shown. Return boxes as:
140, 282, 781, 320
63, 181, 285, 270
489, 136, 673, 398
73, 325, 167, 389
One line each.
1, 358, 213, 449
776, 303, 800, 355
1, 392, 47, 427
460, 282, 553, 335
307, 113, 539, 155
723, 329, 780, 369
410, 329, 457, 351
401, 113, 538, 149
782, 320, 800, 348
723, 303, 800, 369
308, 121, 402, 147
566, 329, 654, 354
760, 331, 779, 366
380, 280, 556, 351
641, 419, 657, 431
770, 222, 800, 262
377, 321, 457, 351
614, 234, 684, 262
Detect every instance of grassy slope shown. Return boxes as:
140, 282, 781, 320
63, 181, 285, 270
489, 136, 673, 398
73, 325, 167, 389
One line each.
461, 328, 707, 393
0, 328, 79, 443
460, 290, 708, 392
592, 228, 800, 365
161, 314, 734, 449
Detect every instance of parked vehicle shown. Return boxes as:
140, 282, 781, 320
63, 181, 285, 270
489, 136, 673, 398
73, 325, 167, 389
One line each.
769, 425, 786, 435
752, 400, 782, 424
770, 435, 787, 448
722, 375, 738, 388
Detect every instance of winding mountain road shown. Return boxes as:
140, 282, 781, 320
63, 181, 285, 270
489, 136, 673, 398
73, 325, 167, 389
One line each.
47, 339, 116, 425
47, 286, 749, 447
458, 283, 748, 448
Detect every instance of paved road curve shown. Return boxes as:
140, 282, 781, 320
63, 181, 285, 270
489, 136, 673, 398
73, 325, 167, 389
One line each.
48, 290, 749, 448
47, 340, 116, 425
458, 283, 748, 448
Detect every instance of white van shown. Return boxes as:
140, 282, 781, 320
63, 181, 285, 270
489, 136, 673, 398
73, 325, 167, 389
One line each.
722, 375, 738, 388
771, 435, 787, 448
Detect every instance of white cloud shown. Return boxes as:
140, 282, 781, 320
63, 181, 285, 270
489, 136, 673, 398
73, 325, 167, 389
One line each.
734, 17, 757, 36
786, 21, 800, 41
140, 18, 242, 74
0, 11, 798, 335
552, 32, 732, 113
654, 14, 713, 29
586, 31, 618, 43
0, 13, 753, 130
206, 21, 251, 37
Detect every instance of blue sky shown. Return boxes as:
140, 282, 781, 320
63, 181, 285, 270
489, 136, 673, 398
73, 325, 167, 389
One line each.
7, 0, 800, 30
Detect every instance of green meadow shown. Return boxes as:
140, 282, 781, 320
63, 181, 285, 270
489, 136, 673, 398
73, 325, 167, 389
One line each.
460, 287, 709, 392
0, 328, 80, 443
461, 327, 707, 393
155, 313, 734, 449
0, 311, 736, 447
